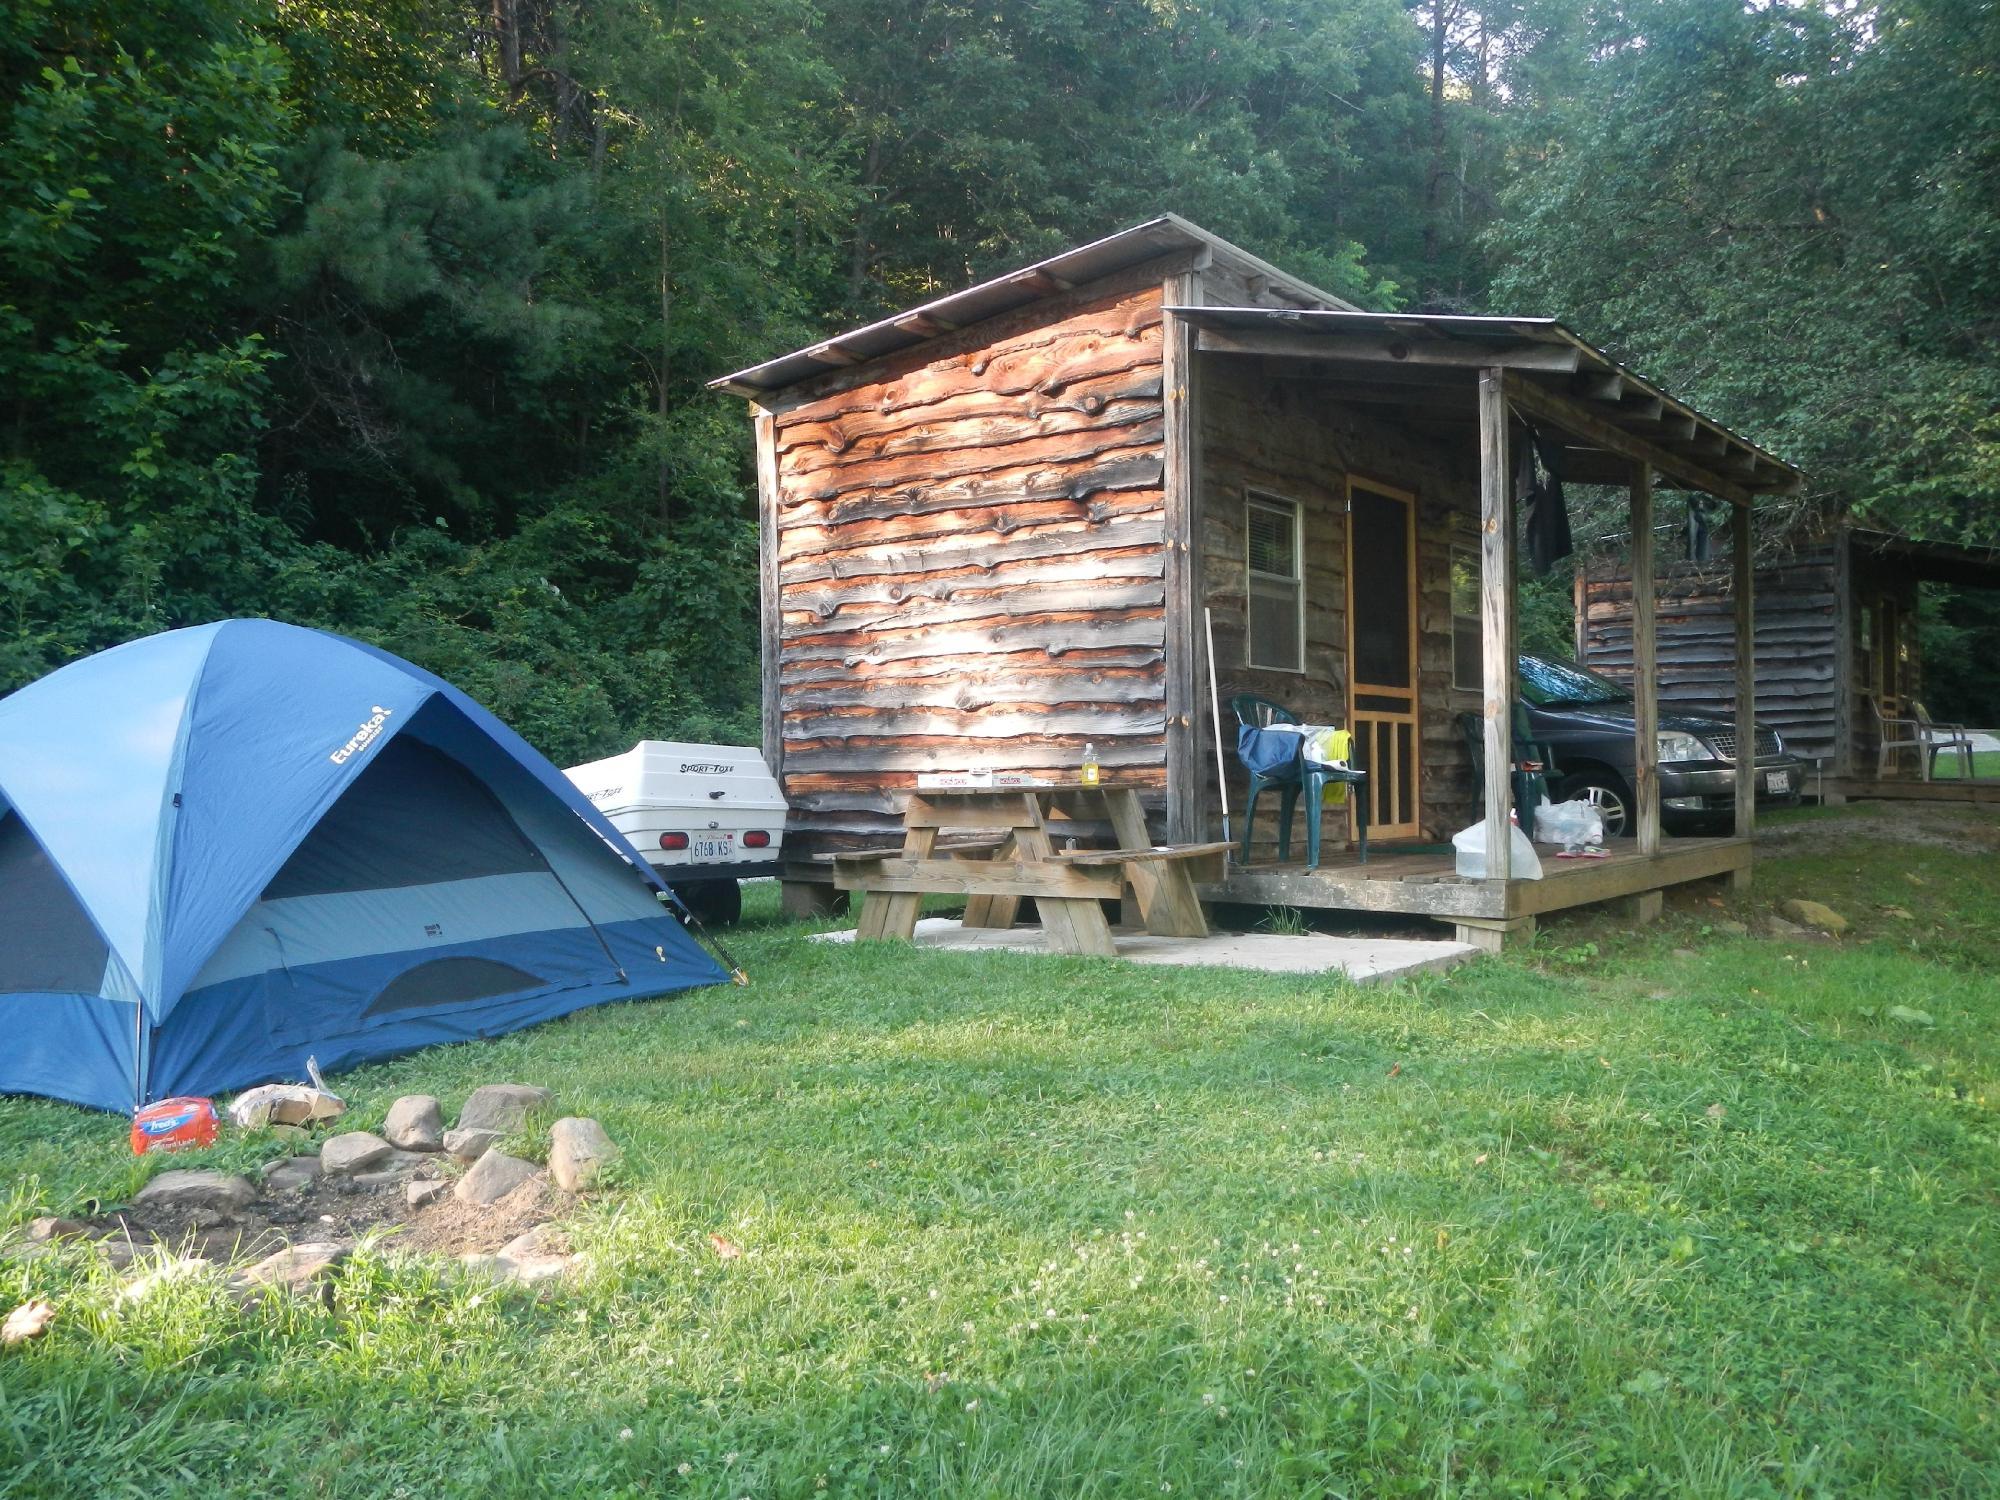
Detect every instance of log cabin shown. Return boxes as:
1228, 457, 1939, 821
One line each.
1581, 522, 2000, 804
711, 216, 1804, 947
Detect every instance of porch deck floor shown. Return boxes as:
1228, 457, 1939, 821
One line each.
1206, 836, 1751, 923
1821, 774, 2000, 806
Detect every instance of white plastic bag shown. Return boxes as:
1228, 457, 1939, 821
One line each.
1532, 797, 1604, 853
1451, 820, 1544, 880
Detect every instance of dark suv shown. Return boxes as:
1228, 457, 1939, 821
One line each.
1517, 654, 1805, 836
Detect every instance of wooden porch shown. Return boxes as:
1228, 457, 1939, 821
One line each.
1818, 774, 2000, 807
1205, 837, 1751, 951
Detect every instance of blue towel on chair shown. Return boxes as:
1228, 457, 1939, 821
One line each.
1236, 724, 1304, 779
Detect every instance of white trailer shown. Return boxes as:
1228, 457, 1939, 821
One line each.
564, 741, 786, 924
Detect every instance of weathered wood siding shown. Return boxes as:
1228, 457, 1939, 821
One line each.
766, 278, 1173, 849
1194, 359, 1482, 850
1580, 547, 1841, 764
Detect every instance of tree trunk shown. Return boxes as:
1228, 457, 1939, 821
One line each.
1422, 0, 1448, 310
847, 137, 882, 310
657, 213, 673, 523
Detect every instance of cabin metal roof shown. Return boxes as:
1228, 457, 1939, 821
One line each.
707, 214, 1356, 398
1848, 527, 2000, 586
1171, 306, 1802, 500
710, 214, 1801, 503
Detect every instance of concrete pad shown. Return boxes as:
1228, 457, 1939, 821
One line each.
813, 918, 1477, 983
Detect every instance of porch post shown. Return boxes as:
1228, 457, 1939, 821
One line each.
1478, 369, 1514, 881
1732, 502, 1757, 860
1631, 464, 1660, 856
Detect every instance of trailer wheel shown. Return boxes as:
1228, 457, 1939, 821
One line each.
673, 878, 742, 926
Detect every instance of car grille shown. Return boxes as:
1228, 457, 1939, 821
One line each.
1707, 728, 1781, 761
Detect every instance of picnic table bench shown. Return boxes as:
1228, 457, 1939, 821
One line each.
822, 783, 1227, 957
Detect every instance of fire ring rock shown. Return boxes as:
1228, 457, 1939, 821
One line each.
320, 1131, 395, 1177
132, 1170, 257, 1223
549, 1117, 620, 1193
455, 1084, 553, 1135
443, 1126, 501, 1163
454, 1149, 540, 1206
383, 1095, 444, 1151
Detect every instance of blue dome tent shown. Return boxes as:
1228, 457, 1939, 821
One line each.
0, 620, 727, 1111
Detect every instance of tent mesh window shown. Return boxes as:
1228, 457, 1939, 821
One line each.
264, 737, 546, 899
362, 956, 549, 1017
0, 811, 109, 993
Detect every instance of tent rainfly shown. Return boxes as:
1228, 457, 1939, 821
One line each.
0, 620, 725, 1112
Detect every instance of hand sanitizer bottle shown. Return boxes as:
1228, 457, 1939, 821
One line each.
1081, 741, 1100, 786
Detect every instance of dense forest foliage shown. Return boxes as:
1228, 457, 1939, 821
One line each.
4, 0, 1998, 753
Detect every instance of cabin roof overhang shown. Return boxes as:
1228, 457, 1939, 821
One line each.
1174, 306, 1803, 505
1848, 527, 2000, 588
707, 214, 1357, 399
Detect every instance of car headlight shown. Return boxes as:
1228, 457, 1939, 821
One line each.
1657, 730, 1715, 763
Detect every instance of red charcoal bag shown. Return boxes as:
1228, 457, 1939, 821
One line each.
130, 1097, 220, 1155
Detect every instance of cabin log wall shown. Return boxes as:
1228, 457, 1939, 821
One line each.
768, 277, 1175, 851
1580, 547, 1841, 766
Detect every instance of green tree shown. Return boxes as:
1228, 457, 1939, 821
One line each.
1487, 0, 2000, 545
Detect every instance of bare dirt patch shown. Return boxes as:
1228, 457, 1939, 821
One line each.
1756, 801, 2000, 858
59, 1160, 573, 1271
396, 1176, 574, 1257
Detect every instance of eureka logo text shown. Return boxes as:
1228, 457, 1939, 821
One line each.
330, 705, 393, 765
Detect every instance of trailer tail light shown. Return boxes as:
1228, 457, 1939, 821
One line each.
743, 830, 771, 848
660, 832, 689, 850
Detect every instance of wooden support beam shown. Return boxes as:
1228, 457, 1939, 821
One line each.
1479, 368, 1515, 883
892, 311, 958, 337
1455, 915, 1536, 953
1732, 504, 1757, 885
804, 342, 859, 367
1502, 373, 1756, 506
754, 406, 784, 785
1631, 463, 1661, 857
1014, 268, 1077, 294
1571, 372, 1624, 403
1832, 533, 1856, 779
1162, 274, 1205, 842
1197, 327, 1583, 373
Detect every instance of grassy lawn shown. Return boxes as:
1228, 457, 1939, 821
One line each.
1931, 747, 2000, 780
4, 806, 1999, 1497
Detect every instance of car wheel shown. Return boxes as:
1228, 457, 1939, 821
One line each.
1566, 773, 1633, 839
673, 878, 742, 926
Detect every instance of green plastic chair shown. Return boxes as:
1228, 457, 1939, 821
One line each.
1231, 695, 1369, 869
1456, 705, 1552, 840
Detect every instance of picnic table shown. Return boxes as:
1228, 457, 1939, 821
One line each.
825, 783, 1228, 957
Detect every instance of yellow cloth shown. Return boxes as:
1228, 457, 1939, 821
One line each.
1303, 727, 1353, 805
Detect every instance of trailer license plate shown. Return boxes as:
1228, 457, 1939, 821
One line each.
692, 835, 734, 860
1765, 770, 1791, 795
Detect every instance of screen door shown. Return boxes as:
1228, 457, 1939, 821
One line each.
1345, 479, 1420, 838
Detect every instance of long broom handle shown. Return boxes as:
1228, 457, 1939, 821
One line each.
1204, 606, 1230, 854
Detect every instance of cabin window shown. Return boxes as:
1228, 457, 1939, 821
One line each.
1451, 548, 1482, 691
1245, 493, 1304, 672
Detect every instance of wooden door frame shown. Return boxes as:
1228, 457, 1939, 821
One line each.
1343, 475, 1421, 839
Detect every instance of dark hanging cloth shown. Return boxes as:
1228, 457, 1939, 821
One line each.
1686, 496, 1715, 562
1518, 427, 1573, 575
